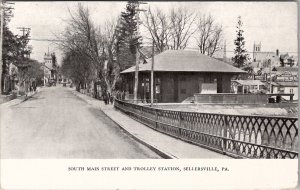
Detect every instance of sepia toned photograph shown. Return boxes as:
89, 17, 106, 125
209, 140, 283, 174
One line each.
0, 1, 298, 162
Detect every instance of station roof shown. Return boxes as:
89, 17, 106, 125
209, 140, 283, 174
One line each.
121, 50, 246, 74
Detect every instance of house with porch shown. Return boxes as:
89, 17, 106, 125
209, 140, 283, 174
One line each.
231, 80, 267, 94
120, 50, 245, 103
271, 81, 298, 101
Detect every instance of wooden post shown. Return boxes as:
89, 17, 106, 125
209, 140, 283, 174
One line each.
0, 2, 4, 94
133, 7, 140, 104
151, 40, 154, 106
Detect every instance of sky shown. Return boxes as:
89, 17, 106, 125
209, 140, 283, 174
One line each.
8, 1, 298, 64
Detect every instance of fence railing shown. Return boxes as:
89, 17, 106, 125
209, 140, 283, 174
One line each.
114, 99, 298, 159
123, 99, 158, 104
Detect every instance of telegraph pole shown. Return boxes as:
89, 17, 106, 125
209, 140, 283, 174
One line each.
133, 2, 147, 103
17, 26, 31, 95
0, 2, 14, 94
17, 27, 31, 37
133, 3, 141, 103
150, 40, 154, 106
0, 1, 4, 94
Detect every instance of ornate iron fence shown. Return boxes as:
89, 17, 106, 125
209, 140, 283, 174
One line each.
114, 99, 298, 159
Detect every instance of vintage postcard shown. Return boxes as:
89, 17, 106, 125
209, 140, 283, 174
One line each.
0, 1, 298, 189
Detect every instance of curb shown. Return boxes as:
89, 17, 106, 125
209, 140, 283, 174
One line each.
70, 89, 176, 159
1, 90, 39, 106
105, 114, 176, 159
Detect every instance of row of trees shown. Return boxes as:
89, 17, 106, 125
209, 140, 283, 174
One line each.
1, 1, 44, 94
143, 7, 223, 56
59, 2, 250, 96
59, 2, 147, 96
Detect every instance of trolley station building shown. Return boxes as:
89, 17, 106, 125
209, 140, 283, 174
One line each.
121, 50, 245, 103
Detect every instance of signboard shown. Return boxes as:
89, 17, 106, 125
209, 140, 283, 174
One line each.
201, 83, 217, 94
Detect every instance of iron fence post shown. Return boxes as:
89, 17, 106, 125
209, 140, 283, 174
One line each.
179, 112, 182, 136
179, 112, 182, 128
223, 116, 228, 154
155, 109, 158, 129
140, 105, 142, 122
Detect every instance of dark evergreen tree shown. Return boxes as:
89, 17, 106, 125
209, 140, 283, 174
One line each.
116, 1, 142, 70
232, 16, 249, 68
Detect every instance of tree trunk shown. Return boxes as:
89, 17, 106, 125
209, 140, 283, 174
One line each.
93, 80, 98, 99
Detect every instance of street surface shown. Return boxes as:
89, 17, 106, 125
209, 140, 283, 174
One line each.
0, 85, 160, 158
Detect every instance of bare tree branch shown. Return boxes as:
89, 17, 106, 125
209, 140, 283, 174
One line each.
168, 7, 196, 50
142, 7, 171, 52
195, 14, 223, 57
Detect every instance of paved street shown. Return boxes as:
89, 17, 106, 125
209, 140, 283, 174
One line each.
0, 85, 160, 158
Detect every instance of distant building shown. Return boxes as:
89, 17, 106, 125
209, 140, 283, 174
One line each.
43, 52, 57, 84
41, 64, 52, 84
271, 81, 298, 100
258, 66, 298, 82
231, 80, 267, 94
279, 53, 298, 67
252, 42, 281, 67
121, 50, 245, 103
272, 67, 298, 81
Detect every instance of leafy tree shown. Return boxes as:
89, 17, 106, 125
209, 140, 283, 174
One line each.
232, 16, 249, 68
18, 59, 44, 85
1, 2, 32, 93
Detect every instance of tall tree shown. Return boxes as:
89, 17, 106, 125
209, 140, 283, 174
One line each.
142, 6, 196, 53
101, 18, 121, 93
116, 1, 143, 100
59, 4, 102, 91
1, 2, 32, 93
59, 3, 128, 95
195, 14, 223, 57
169, 7, 196, 50
116, 1, 141, 69
142, 7, 170, 53
17, 59, 44, 86
232, 16, 249, 68
61, 49, 94, 90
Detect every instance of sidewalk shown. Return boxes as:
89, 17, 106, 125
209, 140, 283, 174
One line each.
0, 87, 40, 107
70, 88, 230, 159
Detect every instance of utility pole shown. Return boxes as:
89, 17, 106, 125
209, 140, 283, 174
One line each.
0, 1, 4, 94
43, 61, 45, 87
223, 41, 226, 62
150, 40, 154, 106
0, 2, 14, 94
133, 2, 147, 103
17, 26, 31, 95
17, 27, 31, 37
133, 3, 140, 103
